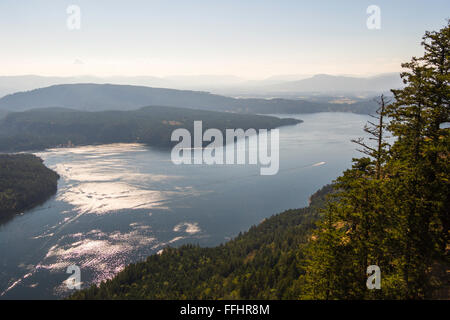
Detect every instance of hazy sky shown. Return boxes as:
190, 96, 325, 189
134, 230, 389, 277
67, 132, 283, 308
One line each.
1, 0, 449, 78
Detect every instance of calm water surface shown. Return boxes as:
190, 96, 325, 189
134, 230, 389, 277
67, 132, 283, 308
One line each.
0, 112, 372, 299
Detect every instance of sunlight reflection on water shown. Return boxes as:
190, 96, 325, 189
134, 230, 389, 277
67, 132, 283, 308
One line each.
37, 144, 195, 214
1, 113, 373, 299
1, 143, 206, 297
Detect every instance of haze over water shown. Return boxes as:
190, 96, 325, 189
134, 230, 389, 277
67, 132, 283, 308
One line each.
0, 112, 372, 299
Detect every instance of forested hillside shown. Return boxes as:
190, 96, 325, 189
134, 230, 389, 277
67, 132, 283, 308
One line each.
303, 22, 449, 299
69, 185, 333, 300
71, 22, 449, 300
0, 82, 379, 115
0, 154, 59, 223
0, 106, 300, 152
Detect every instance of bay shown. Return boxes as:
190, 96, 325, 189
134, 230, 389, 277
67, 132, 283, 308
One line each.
0, 112, 372, 299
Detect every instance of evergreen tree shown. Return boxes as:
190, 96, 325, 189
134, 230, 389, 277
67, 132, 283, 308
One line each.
386, 20, 449, 299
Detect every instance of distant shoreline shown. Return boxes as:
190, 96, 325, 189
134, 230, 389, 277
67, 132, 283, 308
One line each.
0, 106, 302, 153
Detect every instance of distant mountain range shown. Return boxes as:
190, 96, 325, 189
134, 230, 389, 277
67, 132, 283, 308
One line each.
0, 73, 403, 98
265, 73, 403, 93
0, 83, 380, 116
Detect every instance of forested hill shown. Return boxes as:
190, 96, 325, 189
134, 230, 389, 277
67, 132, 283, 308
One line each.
69, 184, 334, 300
71, 22, 449, 300
0, 154, 59, 223
0, 83, 379, 114
0, 106, 301, 152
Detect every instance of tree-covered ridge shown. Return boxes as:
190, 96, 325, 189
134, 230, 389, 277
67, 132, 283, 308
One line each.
0, 154, 59, 223
0, 81, 382, 115
69, 185, 333, 300
0, 106, 301, 152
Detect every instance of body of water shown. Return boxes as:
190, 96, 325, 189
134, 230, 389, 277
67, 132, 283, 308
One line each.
0, 112, 372, 299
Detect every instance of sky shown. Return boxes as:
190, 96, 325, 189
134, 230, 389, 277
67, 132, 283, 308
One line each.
0, 0, 449, 79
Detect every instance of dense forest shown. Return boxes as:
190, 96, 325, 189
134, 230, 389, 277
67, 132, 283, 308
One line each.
70, 22, 449, 300
0, 154, 59, 223
301, 22, 449, 300
0, 106, 300, 152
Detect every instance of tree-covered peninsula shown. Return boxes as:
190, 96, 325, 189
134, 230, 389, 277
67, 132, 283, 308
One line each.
0, 106, 301, 152
0, 154, 59, 223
